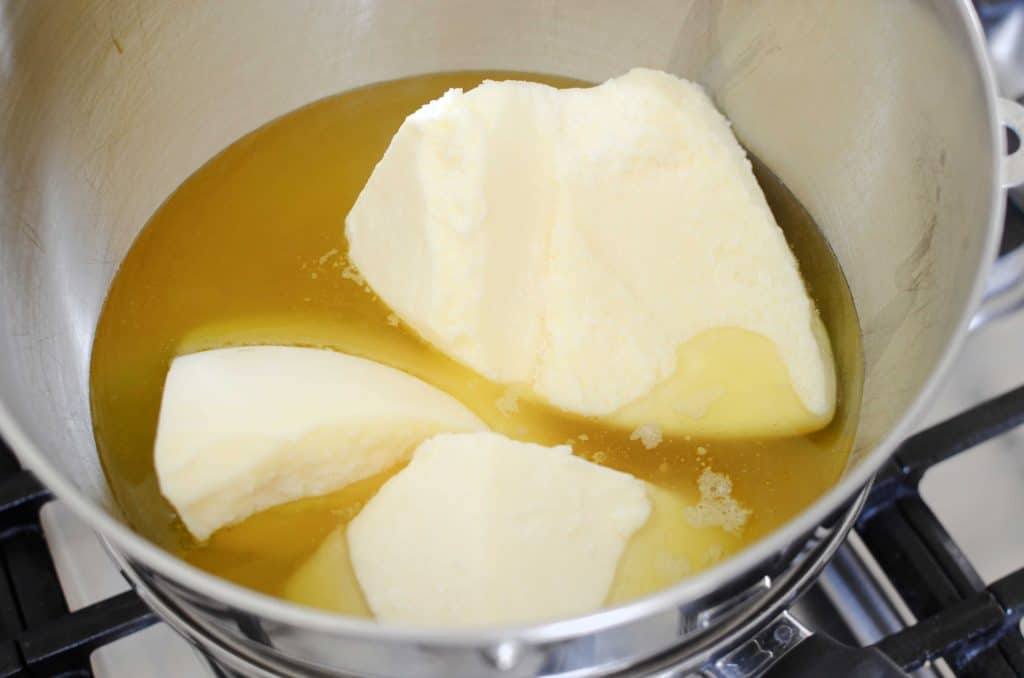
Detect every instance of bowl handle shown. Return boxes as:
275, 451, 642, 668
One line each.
998, 98, 1024, 189
971, 97, 1024, 329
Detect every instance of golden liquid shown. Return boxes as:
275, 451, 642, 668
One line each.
89, 72, 863, 607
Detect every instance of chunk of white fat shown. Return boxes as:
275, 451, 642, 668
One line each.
154, 346, 486, 540
346, 68, 836, 437
290, 456, 748, 621
345, 432, 651, 626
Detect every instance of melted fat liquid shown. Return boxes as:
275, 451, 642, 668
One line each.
89, 71, 863, 608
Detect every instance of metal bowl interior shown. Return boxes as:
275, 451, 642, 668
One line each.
0, 0, 1005, 669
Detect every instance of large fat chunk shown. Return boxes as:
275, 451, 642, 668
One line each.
286, 462, 749, 620
346, 432, 650, 626
346, 68, 836, 436
154, 346, 485, 540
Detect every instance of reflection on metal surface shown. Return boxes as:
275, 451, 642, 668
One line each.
705, 612, 810, 678
695, 578, 772, 633
817, 533, 916, 647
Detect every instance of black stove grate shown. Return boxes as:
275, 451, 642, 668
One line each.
855, 384, 1024, 677
0, 439, 155, 677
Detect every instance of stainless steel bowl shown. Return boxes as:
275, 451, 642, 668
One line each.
1, 1, 1023, 675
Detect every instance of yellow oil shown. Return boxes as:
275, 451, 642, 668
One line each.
89, 71, 863, 608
